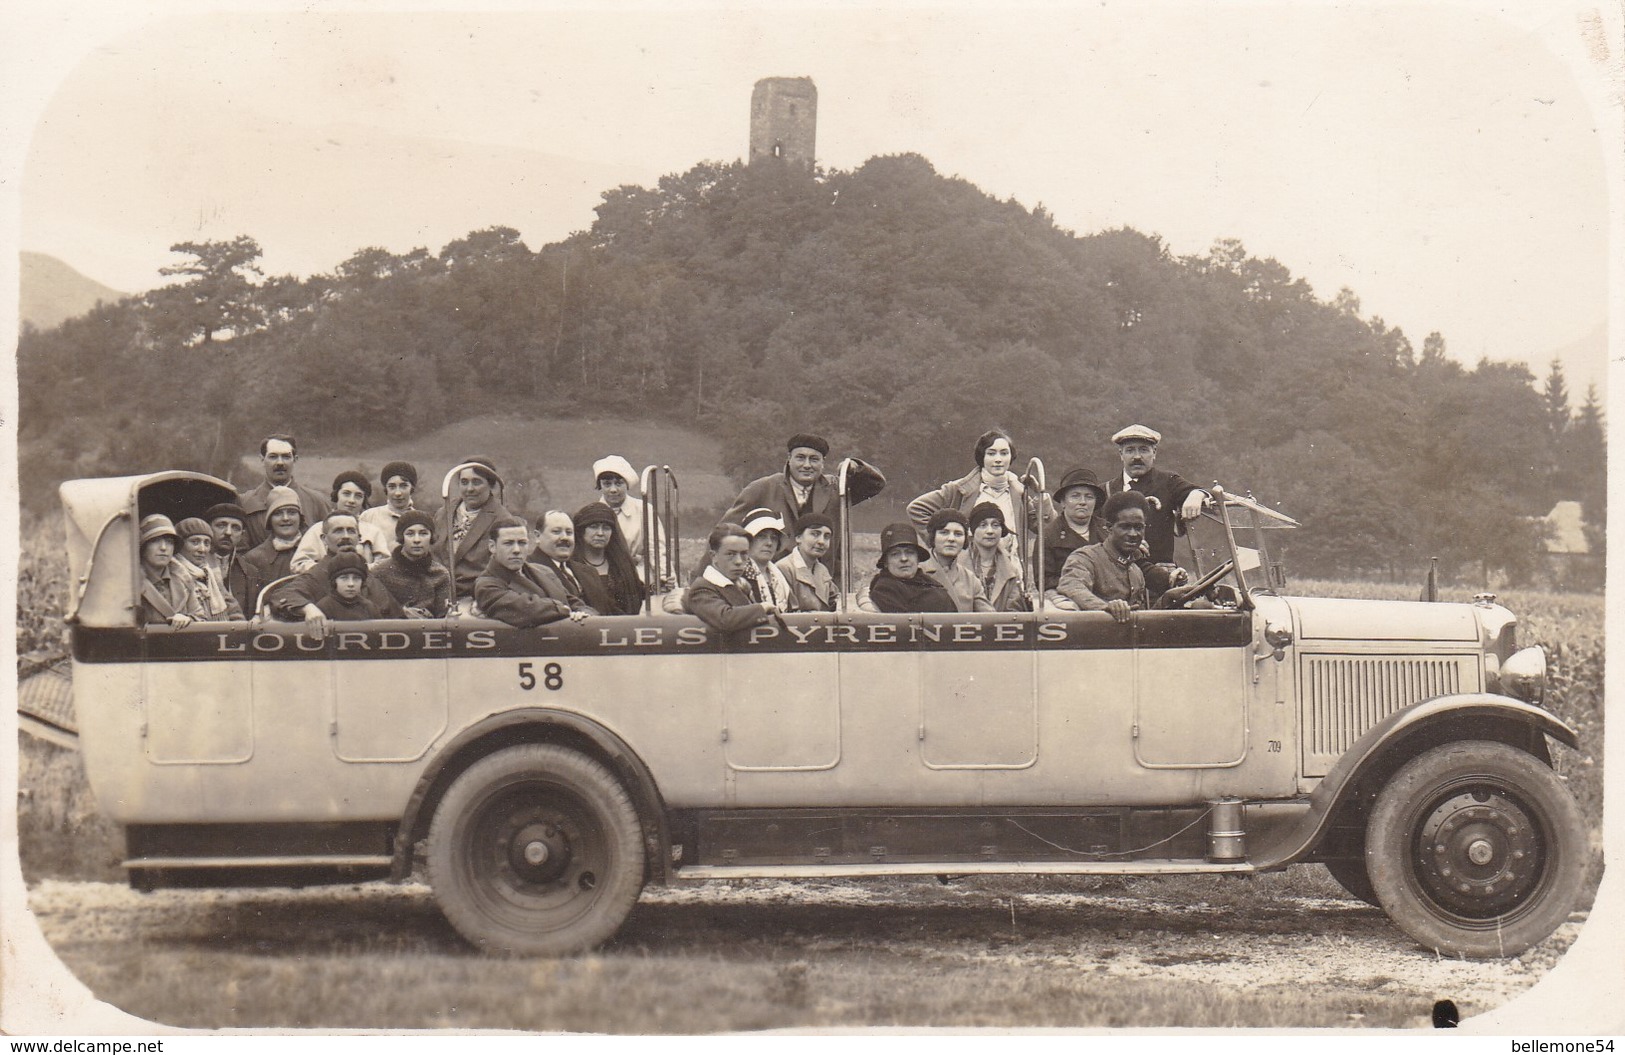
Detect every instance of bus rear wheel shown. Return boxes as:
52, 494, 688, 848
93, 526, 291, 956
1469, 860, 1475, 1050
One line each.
427, 743, 645, 956
1366, 741, 1584, 958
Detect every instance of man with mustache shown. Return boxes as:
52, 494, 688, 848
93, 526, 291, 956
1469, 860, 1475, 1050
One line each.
1105, 424, 1209, 565
236, 434, 332, 549
473, 515, 594, 627
267, 511, 406, 636
720, 432, 885, 575
203, 502, 254, 611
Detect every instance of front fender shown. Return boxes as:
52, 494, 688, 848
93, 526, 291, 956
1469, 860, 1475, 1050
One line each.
392, 707, 672, 883
1254, 694, 1578, 867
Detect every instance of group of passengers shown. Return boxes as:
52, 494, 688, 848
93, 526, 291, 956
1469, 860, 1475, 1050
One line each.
136, 423, 1215, 634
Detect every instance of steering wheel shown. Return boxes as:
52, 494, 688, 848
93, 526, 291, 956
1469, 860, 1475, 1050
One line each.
1167, 558, 1235, 606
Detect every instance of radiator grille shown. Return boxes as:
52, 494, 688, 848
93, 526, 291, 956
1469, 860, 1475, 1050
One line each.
1301, 655, 1469, 776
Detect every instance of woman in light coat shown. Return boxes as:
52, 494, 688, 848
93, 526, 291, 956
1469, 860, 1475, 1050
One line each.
964, 502, 1027, 611
906, 429, 1028, 572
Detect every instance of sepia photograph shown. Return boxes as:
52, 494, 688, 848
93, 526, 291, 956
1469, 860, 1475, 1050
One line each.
3, 0, 1619, 1037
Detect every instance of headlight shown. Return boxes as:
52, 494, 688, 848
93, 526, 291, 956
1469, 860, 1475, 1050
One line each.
1500, 646, 1546, 704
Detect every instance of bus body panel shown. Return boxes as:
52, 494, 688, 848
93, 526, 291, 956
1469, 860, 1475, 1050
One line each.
75, 607, 1315, 823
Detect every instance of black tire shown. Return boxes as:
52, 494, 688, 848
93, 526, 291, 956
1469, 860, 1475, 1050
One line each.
1323, 858, 1380, 907
1367, 741, 1584, 958
427, 744, 645, 956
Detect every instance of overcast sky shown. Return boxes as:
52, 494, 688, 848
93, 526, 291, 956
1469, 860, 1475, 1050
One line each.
6, 1, 1617, 399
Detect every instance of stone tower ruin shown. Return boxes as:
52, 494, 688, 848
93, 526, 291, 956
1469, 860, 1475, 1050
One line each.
749, 77, 817, 167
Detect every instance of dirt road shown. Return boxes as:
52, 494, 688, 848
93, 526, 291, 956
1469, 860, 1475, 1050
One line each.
21, 870, 1583, 1031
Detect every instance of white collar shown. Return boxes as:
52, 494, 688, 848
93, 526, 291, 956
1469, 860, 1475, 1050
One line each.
702, 565, 736, 588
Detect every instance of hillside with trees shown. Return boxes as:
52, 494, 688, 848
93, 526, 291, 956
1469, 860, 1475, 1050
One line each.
16, 153, 1603, 582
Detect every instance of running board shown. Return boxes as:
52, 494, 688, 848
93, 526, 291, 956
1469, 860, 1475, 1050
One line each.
124, 855, 393, 869
674, 859, 1258, 880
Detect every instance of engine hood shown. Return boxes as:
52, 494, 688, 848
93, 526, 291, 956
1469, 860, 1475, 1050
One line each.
1284, 596, 1481, 642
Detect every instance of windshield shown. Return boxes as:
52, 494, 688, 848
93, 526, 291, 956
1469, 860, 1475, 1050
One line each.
1182, 490, 1300, 601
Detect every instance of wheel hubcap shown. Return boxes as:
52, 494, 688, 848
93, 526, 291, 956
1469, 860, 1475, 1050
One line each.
1416, 789, 1541, 917
503, 817, 573, 885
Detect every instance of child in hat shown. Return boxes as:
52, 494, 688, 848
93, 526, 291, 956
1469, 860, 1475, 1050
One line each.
315, 553, 385, 621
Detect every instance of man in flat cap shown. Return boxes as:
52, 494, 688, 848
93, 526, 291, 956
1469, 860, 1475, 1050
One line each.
204, 502, 254, 611
1106, 424, 1209, 565
721, 433, 885, 575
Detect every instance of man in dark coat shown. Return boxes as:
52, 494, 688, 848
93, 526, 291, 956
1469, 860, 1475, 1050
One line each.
474, 518, 591, 628
236, 434, 332, 549
720, 433, 885, 574
267, 512, 405, 634
204, 502, 254, 611
685, 525, 779, 637
1105, 424, 1209, 565
527, 511, 598, 617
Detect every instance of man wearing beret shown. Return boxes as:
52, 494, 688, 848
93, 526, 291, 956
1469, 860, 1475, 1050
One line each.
720, 433, 885, 575
204, 502, 254, 612
236, 434, 332, 549
1105, 424, 1209, 565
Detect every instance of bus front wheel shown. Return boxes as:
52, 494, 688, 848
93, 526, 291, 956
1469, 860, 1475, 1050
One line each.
1366, 740, 1584, 958
427, 743, 645, 955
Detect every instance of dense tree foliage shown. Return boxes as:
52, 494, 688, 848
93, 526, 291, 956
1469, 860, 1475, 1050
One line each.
17, 154, 1604, 582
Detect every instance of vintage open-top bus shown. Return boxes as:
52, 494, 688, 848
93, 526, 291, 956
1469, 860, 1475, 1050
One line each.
59, 464, 1583, 958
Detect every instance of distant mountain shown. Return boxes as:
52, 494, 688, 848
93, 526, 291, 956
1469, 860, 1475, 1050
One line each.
19, 252, 126, 330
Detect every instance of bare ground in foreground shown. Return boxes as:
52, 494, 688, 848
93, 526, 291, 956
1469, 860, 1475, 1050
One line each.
20, 869, 1583, 1032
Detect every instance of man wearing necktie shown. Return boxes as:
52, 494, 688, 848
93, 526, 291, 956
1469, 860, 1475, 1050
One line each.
1105, 424, 1210, 566
529, 510, 599, 616
474, 516, 594, 627
720, 432, 886, 576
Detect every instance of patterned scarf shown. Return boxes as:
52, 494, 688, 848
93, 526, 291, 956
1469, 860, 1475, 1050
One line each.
452, 503, 478, 548
173, 556, 227, 615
